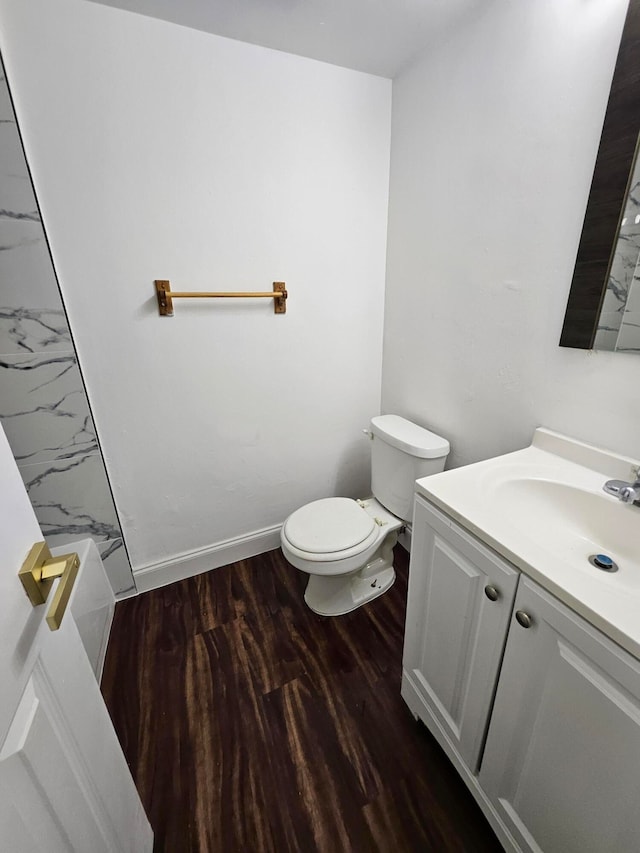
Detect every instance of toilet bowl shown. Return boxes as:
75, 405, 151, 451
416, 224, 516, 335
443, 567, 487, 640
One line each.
281, 496, 401, 615
280, 415, 450, 616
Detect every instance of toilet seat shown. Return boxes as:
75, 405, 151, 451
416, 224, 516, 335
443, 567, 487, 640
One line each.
280, 496, 403, 602
283, 498, 376, 561
281, 497, 384, 569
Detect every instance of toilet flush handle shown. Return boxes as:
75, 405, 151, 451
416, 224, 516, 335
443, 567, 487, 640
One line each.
362, 429, 373, 440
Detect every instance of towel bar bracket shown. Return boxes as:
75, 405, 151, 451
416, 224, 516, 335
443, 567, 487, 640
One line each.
273, 281, 287, 314
154, 279, 287, 316
156, 280, 173, 315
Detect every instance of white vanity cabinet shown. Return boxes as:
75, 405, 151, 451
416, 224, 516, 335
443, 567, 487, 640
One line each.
402, 496, 519, 771
479, 577, 640, 853
403, 495, 640, 853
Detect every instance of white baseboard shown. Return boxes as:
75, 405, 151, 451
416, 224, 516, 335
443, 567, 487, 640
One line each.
114, 587, 138, 602
132, 524, 282, 594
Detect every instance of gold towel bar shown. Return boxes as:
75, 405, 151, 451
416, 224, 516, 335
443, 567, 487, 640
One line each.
155, 280, 287, 315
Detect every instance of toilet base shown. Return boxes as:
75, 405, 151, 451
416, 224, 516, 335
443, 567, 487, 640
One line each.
303, 535, 397, 616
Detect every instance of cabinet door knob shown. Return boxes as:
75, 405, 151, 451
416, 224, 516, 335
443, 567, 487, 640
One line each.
515, 610, 533, 629
484, 585, 500, 602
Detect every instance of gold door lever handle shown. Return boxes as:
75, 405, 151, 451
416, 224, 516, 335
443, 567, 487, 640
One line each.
18, 541, 81, 631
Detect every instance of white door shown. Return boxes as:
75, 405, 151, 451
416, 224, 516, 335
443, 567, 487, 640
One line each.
0, 424, 153, 852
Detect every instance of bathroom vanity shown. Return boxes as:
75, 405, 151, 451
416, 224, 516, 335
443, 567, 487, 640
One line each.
402, 429, 640, 853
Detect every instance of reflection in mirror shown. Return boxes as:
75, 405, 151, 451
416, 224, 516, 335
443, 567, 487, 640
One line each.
594, 139, 640, 352
559, 0, 640, 353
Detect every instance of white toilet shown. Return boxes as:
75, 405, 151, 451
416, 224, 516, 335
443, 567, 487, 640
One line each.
280, 414, 450, 616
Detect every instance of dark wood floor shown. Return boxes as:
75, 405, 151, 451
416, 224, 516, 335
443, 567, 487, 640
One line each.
101, 546, 503, 853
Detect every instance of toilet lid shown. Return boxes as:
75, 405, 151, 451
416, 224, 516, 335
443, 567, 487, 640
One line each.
283, 498, 376, 554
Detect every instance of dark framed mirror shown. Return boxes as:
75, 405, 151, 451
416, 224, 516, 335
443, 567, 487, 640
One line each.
560, 0, 640, 351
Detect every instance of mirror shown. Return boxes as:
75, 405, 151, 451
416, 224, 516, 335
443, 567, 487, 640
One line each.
560, 0, 640, 352
593, 142, 640, 351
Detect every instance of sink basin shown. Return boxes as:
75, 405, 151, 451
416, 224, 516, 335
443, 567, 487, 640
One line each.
414, 428, 640, 657
490, 478, 640, 591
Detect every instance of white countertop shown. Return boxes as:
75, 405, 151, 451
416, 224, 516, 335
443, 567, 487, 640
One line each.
415, 428, 640, 659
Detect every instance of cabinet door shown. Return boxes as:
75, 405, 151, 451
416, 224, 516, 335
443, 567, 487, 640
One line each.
403, 497, 519, 771
480, 577, 640, 853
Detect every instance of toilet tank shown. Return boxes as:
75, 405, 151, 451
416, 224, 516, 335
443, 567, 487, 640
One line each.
370, 415, 450, 522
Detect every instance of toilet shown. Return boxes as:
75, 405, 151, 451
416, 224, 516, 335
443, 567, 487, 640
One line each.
280, 414, 450, 616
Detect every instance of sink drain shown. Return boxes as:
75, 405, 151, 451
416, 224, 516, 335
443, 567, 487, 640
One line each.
588, 554, 619, 573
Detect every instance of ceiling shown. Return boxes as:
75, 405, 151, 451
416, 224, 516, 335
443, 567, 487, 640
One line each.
87, 0, 482, 78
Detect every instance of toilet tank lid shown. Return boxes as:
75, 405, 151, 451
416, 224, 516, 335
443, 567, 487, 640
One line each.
370, 415, 450, 459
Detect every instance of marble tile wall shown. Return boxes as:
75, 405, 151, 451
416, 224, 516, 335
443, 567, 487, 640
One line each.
616, 260, 640, 352
594, 158, 640, 352
0, 56, 134, 595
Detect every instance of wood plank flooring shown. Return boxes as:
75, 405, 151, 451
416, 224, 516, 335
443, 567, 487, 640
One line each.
101, 547, 503, 853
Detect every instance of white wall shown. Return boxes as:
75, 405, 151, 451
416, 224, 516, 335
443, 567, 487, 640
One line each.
0, 0, 391, 579
383, 0, 640, 467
